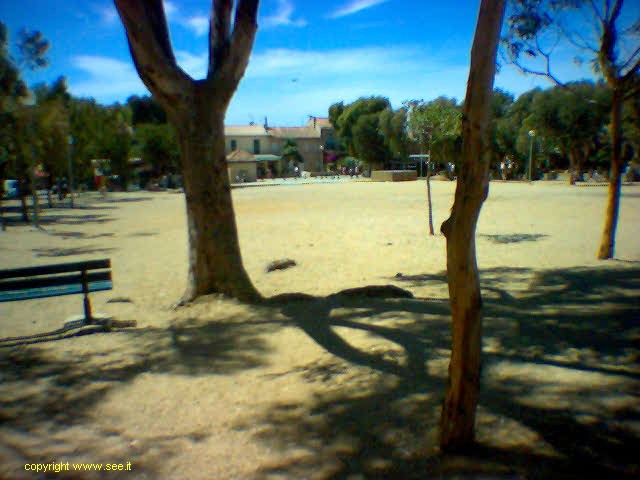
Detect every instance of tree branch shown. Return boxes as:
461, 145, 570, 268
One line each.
622, 80, 640, 101
608, 0, 624, 26
208, 0, 233, 79
214, 0, 259, 94
513, 40, 565, 87
588, 0, 604, 22
558, 19, 598, 54
620, 46, 640, 78
114, 0, 192, 110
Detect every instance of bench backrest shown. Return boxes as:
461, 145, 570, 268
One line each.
0, 259, 112, 302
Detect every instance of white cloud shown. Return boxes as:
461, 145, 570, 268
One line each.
175, 45, 428, 80
184, 15, 209, 36
246, 46, 422, 78
69, 55, 147, 100
163, 0, 178, 19
176, 50, 208, 78
328, 0, 389, 19
96, 3, 118, 25
262, 0, 307, 28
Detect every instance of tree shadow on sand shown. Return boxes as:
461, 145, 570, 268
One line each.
0, 212, 115, 228
251, 266, 640, 479
478, 233, 548, 244
32, 246, 118, 257
264, 285, 447, 382
0, 308, 286, 478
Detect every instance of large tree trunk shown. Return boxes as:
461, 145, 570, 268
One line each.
115, 0, 260, 303
597, 89, 623, 259
439, 0, 505, 452
175, 96, 260, 302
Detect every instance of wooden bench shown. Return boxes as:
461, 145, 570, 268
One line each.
0, 258, 113, 324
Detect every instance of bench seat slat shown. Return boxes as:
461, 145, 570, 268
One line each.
0, 271, 111, 292
0, 259, 111, 280
0, 280, 113, 302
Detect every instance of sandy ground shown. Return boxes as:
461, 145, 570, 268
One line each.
0, 180, 639, 479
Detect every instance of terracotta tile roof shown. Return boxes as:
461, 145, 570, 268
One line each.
226, 149, 255, 163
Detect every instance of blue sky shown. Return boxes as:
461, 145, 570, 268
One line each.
2, 0, 629, 126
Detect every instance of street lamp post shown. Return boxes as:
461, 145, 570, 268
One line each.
528, 129, 536, 182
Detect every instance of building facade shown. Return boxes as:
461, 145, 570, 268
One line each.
224, 116, 336, 175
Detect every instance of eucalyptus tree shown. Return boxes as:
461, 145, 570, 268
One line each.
439, 0, 506, 451
503, 0, 640, 258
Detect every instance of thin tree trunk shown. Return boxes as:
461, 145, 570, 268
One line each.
29, 171, 40, 229
176, 100, 260, 303
439, 0, 505, 452
576, 148, 585, 182
597, 90, 623, 259
31, 189, 40, 228
426, 166, 434, 235
20, 194, 29, 222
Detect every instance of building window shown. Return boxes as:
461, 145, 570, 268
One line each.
254, 139, 260, 154
230, 139, 237, 150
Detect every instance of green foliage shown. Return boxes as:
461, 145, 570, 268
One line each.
488, 89, 515, 168
407, 96, 462, 167
529, 81, 608, 154
68, 100, 135, 185
100, 106, 133, 187
352, 112, 388, 167
622, 80, 640, 163
281, 138, 303, 164
329, 97, 409, 169
331, 97, 391, 159
0, 22, 50, 186
17, 28, 49, 71
379, 107, 409, 161
127, 95, 167, 125
133, 123, 179, 173
0, 23, 27, 100
328, 102, 344, 130
31, 78, 72, 181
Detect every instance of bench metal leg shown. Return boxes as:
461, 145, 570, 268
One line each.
83, 293, 93, 323
81, 270, 92, 324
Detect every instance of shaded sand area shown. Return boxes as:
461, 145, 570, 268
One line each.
1, 181, 639, 479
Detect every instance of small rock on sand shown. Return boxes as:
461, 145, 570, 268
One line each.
266, 258, 297, 272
